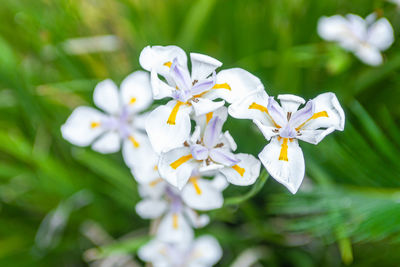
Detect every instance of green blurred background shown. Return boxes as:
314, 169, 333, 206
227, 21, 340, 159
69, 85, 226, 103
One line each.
1, 0, 400, 266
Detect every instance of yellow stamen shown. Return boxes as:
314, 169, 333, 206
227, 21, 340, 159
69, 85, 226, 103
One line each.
128, 136, 140, 148
190, 177, 202, 195
170, 154, 193, 169
129, 97, 136, 105
167, 101, 184, 125
206, 112, 213, 123
279, 138, 289, 161
172, 213, 179, 229
248, 102, 281, 128
90, 122, 101, 128
232, 165, 245, 176
164, 61, 172, 68
212, 83, 231, 90
295, 111, 329, 131
149, 178, 163, 187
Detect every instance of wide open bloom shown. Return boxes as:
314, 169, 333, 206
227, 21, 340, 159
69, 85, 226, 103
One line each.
158, 107, 261, 190
318, 13, 394, 66
138, 235, 222, 267
140, 45, 263, 153
229, 91, 345, 194
61, 71, 153, 167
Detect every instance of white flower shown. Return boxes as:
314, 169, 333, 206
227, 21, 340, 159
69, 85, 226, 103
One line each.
61, 71, 153, 168
229, 91, 345, 194
138, 235, 222, 267
318, 13, 394, 66
158, 107, 261, 190
388, 0, 400, 7
140, 45, 263, 153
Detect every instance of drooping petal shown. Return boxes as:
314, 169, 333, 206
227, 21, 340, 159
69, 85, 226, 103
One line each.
221, 130, 237, 151
203, 116, 224, 148
93, 79, 121, 115
157, 212, 194, 245
150, 69, 175, 100
145, 103, 191, 154
190, 53, 222, 81
253, 119, 279, 141
61, 106, 106, 147
277, 94, 306, 113
135, 199, 168, 219
267, 97, 287, 127
158, 147, 199, 190
258, 138, 305, 194
181, 178, 224, 211
120, 71, 153, 114
91, 131, 121, 153
170, 58, 192, 92
139, 45, 187, 77
209, 148, 240, 166
354, 45, 383, 66
191, 98, 225, 117
190, 144, 209, 160
209, 68, 264, 103
367, 18, 394, 51
220, 153, 261, 186
190, 235, 223, 266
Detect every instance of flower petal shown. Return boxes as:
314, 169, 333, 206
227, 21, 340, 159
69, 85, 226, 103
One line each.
157, 212, 194, 245
277, 94, 305, 113
150, 69, 175, 100
221, 130, 237, 151
194, 106, 228, 134
120, 71, 153, 114
137, 239, 166, 264
181, 178, 224, 211
191, 98, 225, 117
258, 138, 305, 194
253, 119, 279, 141
203, 116, 224, 148
93, 79, 121, 115
318, 15, 350, 42
184, 207, 210, 228
61, 106, 106, 147
289, 100, 314, 129
209, 148, 240, 166
190, 53, 222, 81
170, 58, 192, 91
210, 174, 229, 191
220, 153, 261, 186
267, 97, 287, 127
138, 181, 167, 200
367, 18, 394, 51
145, 103, 191, 154
190, 74, 216, 96
355, 45, 383, 66
209, 68, 264, 103
139, 45, 187, 77
191, 235, 223, 266
297, 128, 336, 145
91, 131, 121, 153
158, 147, 199, 190
135, 199, 168, 219
190, 144, 209, 160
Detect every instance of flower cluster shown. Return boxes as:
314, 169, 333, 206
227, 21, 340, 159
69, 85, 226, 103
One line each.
61, 44, 347, 265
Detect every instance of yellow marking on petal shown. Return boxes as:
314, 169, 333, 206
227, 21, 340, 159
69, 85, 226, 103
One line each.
248, 102, 281, 128
193, 91, 208, 98
129, 97, 136, 105
128, 136, 140, 148
190, 177, 202, 195
164, 61, 172, 68
206, 112, 213, 123
279, 138, 289, 161
172, 213, 179, 229
90, 122, 101, 128
167, 101, 184, 125
170, 154, 193, 169
154, 165, 158, 171
212, 83, 231, 90
149, 178, 163, 187
295, 111, 329, 131
232, 164, 245, 177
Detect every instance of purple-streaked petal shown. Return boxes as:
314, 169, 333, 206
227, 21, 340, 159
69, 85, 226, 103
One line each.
267, 97, 287, 127
190, 144, 209, 160
203, 116, 223, 148
289, 100, 314, 129
209, 148, 240, 167
170, 58, 191, 91
190, 72, 216, 95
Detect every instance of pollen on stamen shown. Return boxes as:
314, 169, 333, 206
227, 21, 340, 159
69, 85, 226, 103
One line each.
90, 122, 101, 128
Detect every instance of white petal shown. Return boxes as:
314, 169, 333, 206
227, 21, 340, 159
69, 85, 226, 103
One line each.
191, 98, 225, 117
253, 119, 279, 141
277, 94, 305, 113
131, 111, 150, 131
210, 174, 229, 191
137, 239, 166, 264
228, 90, 273, 126
258, 138, 304, 194
367, 18, 394, 51
301, 92, 345, 132
93, 79, 121, 115
190, 53, 222, 81
191, 235, 223, 266
145, 103, 192, 154
157, 212, 194, 245
220, 153, 261, 186
194, 106, 228, 135
91, 131, 121, 153
184, 207, 210, 228
158, 147, 199, 190
135, 199, 168, 219
209, 68, 264, 103
138, 181, 167, 200
221, 130, 237, 151
120, 71, 153, 114
181, 178, 224, 211
297, 128, 336, 145
150, 70, 175, 100
209, 148, 240, 166
61, 106, 106, 146
355, 45, 383, 66
139, 45, 187, 77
